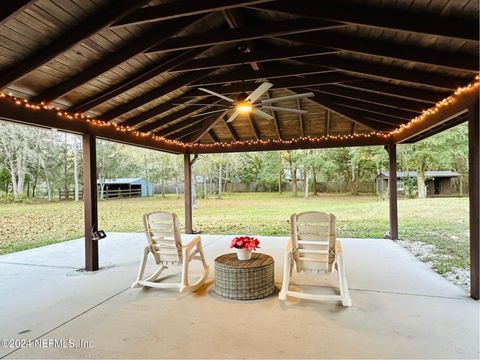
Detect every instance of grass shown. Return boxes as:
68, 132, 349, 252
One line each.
0, 192, 469, 274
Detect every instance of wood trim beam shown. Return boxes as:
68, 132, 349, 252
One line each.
284, 31, 479, 72
0, 1, 32, 26
185, 112, 228, 143
0, 99, 186, 154
0, 0, 149, 89
173, 45, 337, 72
248, 114, 261, 140
391, 86, 479, 143
224, 119, 240, 141
100, 70, 211, 122
301, 55, 468, 91
310, 84, 429, 112
388, 144, 399, 240
250, 1, 479, 41
70, 49, 204, 113
111, 0, 275, 28
469, 98, 480, 300
83, 133, 99, 271
146, 18, 343, 54
191, 64, 332, 86
33, 16, 203, 103
187, 134, 391, 153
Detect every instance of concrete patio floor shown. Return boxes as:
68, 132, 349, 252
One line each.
0, 233, 478, 359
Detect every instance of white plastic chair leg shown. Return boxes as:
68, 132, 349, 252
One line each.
132, 246, 150, 288
279, 251, 292, 300
336, 254, 352, 307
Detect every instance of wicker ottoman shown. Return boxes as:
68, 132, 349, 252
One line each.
214, 253, 275, 300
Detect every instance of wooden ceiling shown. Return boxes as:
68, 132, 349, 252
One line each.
0, 0, 478, 151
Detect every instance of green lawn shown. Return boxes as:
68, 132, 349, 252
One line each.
0, 192, 469, 275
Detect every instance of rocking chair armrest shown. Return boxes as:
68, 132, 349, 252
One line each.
183, 235, 202, 253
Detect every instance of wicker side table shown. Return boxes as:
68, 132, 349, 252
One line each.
214, 253, 275, 300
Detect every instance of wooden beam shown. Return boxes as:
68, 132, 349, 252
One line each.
248, 114, 261, 140
250, 1, 479, 41
100, 70, 211, 122
70, 49, 204, 113
33, 16, 202, 103
172, 123, 205, 140
191, 64, 332, 86
301, 55, 468, 91
284, 31, 479, 72
325, 110, 331, 136
224, 119, 240, 141
388, 144, 398, 240
184, 154, 193, 234
297, 98, 305, 137
185, 112, 228, 143
266, 91, 283, 139
340, 81, 447, 104
121, 102, 180, 128
0, 1, 32, 26
0, 1, 149, 89
310, 84, 429, 112
184, 73, 355, 96
155, 115, 206, 137
469, 98, 479, 300
173, 45, 336, 72
0, 99, 186, 154
188, 134, 391, 153
392, 86, 479, 143
208, 130, 220, 143
146, 18, 342, 54
333, 105, 406, 126
83, 133, 99, 271
111, 0, 275, 27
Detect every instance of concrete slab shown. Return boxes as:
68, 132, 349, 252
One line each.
0, 233, 478, 359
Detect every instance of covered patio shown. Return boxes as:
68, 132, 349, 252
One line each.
0, 0, 479, 358
1, 233, 478, 359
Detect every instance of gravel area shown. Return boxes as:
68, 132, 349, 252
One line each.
395, 240, 470, 294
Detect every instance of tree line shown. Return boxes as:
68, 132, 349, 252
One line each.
0, 121, 468, 202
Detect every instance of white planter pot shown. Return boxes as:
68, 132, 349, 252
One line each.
236, 248, 252, 260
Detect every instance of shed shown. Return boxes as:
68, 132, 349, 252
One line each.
97, 178, 154, 198
376, 171, 461, 197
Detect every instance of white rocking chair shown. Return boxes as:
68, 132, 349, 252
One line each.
279, 211, 352, 306
132, 211, 209, 292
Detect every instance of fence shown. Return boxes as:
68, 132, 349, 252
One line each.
58, 187, 142, 200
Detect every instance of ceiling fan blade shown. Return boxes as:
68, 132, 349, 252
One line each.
226, 110, 240, 123
191, 109, 230, 117
260, 105, 308, 115
260, 92, 314, 104
245, 82, 273, 103
251, 108, 274, 120
198, 88, 235, 103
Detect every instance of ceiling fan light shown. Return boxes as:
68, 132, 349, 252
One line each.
236, 101, 252, 113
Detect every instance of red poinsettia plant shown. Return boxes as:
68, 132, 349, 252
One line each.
230, 236, 260, 251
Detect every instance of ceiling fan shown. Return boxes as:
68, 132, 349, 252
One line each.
188, 82, 314, 123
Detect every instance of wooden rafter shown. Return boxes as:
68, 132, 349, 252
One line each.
145, 19, 343, 54
0, 1, 32, 26
284, 31, 479, 73
70, 48, 204, 113
296, 98, 305, 137
155, 117, 203, 137
333, 104, 406, 126
185, 112, 228, 143
100, 70, 211, 122
300, 55, 468, 91
111, 0, 275, 28
250, 1, 479, 41
248, 114, 261, 140
33, 15, 204, 102
208, 130, 220, 143
0, 0, 149, 89
121, 102, 181, 128
173, 45, 337, 72
266, 91, 283, 140
325, 110, 331, 136
224, 119, 240, 141
171, 123, 205, 140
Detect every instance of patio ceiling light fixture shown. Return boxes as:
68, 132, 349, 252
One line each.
236, 101, 253, 113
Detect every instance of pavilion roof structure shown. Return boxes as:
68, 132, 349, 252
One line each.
0, 0, 478, 154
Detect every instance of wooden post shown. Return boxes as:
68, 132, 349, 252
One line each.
388, 144, 399, 240
184, 153, 193, 234
83, 133, 99, 271
468, 100, 479, 300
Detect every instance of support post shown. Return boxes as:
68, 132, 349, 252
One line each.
468, 100, 479, 300
184, 153, 193, 234
83, 133, 99, 271
388, 144, 399, 240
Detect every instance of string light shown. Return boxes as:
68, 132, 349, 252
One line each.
0, 74, 478, 150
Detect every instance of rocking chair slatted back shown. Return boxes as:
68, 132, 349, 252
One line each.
291, 211, 336, 272
143, 212, 183, 264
